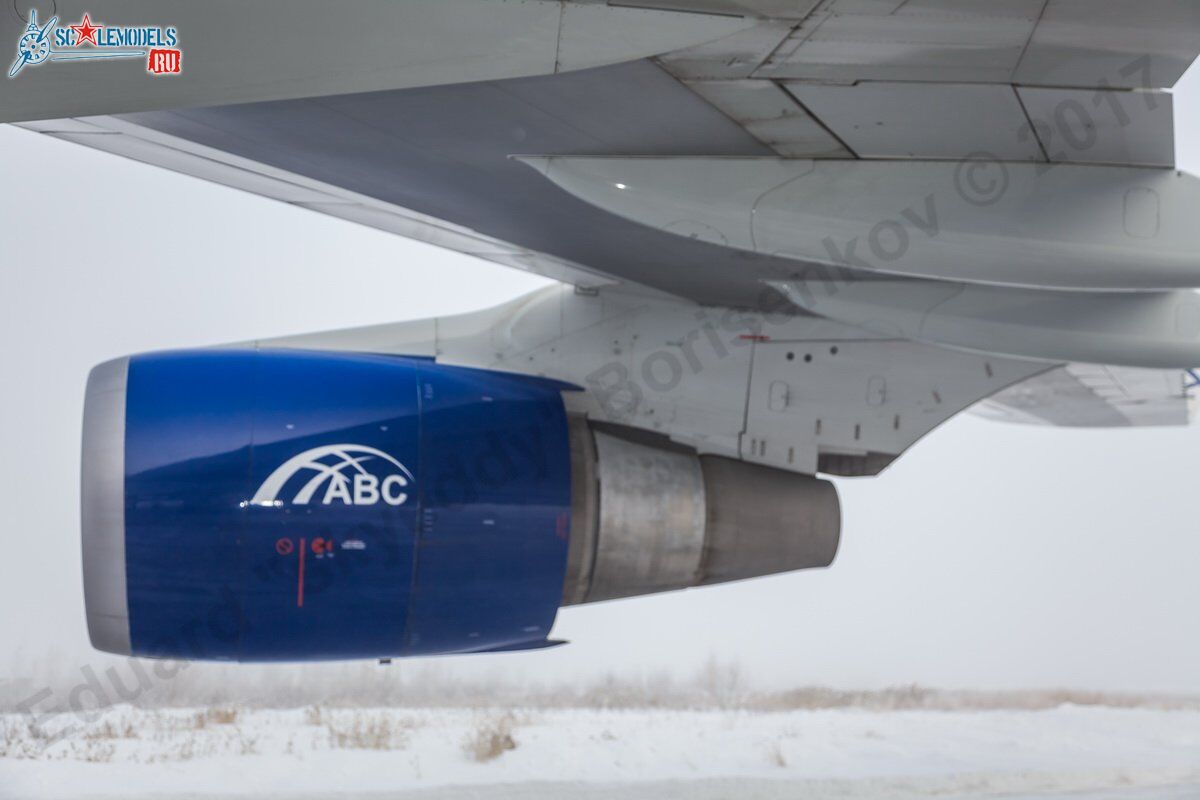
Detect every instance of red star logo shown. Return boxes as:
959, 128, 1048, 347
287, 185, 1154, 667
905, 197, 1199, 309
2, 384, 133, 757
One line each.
70, 14, 100, 47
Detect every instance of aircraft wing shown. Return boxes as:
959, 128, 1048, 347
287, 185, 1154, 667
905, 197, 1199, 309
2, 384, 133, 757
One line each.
8, 0, 1200, 428
973, 364, 1194, 427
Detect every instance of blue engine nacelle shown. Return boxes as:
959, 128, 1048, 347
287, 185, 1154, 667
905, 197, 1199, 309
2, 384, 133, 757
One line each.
82, 348, 843, 663
82, 349, 574, 661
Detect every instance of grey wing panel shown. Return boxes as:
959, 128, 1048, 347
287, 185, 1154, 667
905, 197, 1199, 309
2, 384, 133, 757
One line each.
661, 0, 1196, 167
653, 0, 1200, 87
24, 60, 848, 308
973, 364, 1193, 427
19, 2, 1197, 300
757, 0, 1199, 88
0, 1, 755, 124
19, 115, 617, 289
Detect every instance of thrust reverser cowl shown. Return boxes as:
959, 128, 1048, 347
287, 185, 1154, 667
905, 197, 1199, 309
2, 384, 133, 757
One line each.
82, 349, 574, 661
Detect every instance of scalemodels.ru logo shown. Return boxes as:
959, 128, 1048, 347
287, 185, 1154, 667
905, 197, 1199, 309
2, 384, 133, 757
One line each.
8, 9, 181, 78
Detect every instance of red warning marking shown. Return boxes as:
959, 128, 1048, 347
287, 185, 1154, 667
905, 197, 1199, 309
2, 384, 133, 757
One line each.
297, 538, 306, 608
312, 537, 334, 556
275, 538, 294, 556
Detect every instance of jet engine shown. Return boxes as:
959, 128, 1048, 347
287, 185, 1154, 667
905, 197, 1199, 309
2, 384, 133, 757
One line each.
81, 348, 839, 661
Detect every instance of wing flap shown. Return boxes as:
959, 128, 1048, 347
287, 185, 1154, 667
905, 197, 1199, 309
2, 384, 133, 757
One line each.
973, 364, 1193, 427
786, 81, 1042, 161
1016, 87, 1174, 167
685, 79, 852, 157
752, 0, 1199, 88
757, 1, 1041, 84
1014, 0, 1200, 89
659, 0, 1194, 166
784, 81, 1174, 166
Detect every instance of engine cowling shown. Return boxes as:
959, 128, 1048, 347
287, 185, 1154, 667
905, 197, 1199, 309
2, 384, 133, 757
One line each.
82, 348, 839, 662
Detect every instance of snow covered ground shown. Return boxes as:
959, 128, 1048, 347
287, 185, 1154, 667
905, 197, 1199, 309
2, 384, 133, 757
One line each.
2, 704, 1199, 799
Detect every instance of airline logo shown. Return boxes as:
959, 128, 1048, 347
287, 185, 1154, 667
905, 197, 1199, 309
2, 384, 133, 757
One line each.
249, 444, 413, 508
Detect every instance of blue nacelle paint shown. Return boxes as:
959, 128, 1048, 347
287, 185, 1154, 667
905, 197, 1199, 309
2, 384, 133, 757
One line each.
121, 349, 572, 662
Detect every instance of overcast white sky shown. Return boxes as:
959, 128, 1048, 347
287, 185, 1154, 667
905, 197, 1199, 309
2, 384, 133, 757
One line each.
4, 67, 1200, 695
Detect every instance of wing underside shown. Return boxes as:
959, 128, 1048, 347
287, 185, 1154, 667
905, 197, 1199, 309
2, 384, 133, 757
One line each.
13, 0, 1200, 428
